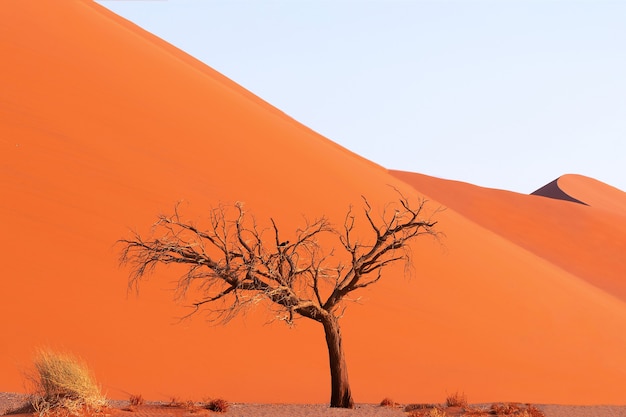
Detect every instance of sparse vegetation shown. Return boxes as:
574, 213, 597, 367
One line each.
491, 403, 524, 414
28, 349, 107, 416
165, 397, 182, 408
122, 394, 144, 412
165, 398, 195, 409
403, 394, 545, 417
2, 386, 551, 417
128, 394, 144, 407
205, 398, 229, 413
380, 397, 395, 407
445, 391, 468, 408
163, 398, 203, 413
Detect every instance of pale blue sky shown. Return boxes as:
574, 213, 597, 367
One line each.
97, 0, 626, 194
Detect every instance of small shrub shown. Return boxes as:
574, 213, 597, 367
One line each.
129, 394, 144, 406
165, 398, 201, 413
166, 397, 185, 408
491, 403, 522, 416
490, 402, 523, 415
29, 349, 107, 416
445, 391, 468, 408
380, 397, 395, 407
205, 398, 229, 413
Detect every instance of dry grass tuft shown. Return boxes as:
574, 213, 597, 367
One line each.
165, 397, 192, 408
445, 391, 468, 408
165, 397, 181, 408
128, 394, 144, 407
404, 398, 544, 417
380, 397, 395, 407
122, 394, 144, 412
491, 403, 524, 414
28, 349, 107, 416
205, 398, 229, 413
164, 398, 203, 413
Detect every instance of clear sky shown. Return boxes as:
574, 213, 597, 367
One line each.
96, 0, 625, 194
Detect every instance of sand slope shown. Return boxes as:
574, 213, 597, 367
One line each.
391, 171, 626, 303
2, 0, 626, 406
533, 173, 626, 215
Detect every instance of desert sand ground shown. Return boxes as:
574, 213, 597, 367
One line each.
3, 393, 626, 417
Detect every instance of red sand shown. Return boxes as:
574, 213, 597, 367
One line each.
2, 0, 626, 407
5, 393, 626, 417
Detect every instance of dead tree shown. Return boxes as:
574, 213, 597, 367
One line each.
119, 194, 439, 408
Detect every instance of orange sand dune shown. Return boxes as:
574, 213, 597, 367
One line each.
533, 174, 626, 215
2, 0, 626, 406
390, 171, 626, 303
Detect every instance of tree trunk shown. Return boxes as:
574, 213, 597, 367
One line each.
322, 313, 354, 408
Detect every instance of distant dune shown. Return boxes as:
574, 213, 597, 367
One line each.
391, 171, 626, 303
2, 0, 626, 406
531, 177, 588, 205
533, 174, 626, 215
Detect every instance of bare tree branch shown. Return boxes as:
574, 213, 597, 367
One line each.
120, 194, 440, 321
119, 193, 440, 408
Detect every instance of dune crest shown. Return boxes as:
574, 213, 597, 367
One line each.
532, 174, 626, 215
531, 177, 587, 205
391, 170, 626, 302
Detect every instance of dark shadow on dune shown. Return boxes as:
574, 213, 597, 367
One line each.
531, 178, 588, 205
